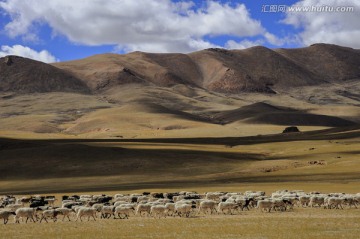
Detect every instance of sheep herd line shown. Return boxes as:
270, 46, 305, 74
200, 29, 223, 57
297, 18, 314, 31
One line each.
1, 190, 359, 225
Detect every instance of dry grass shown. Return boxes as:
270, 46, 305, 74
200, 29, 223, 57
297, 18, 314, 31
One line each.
1, 208, 359, 239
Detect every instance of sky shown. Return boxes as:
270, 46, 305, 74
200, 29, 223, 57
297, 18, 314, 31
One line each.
0, 0, 359, 63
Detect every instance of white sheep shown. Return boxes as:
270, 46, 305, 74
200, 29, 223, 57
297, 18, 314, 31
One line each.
75, 207, 97, 222
198, 200, 217, 215
150, 205, 168, 218
325, 197, 347, 209
5, 203, 23, 212
136, 203, 152, 217
309, 196, 325, 207
0, 210, 16, 224
39, 209, 60, 223
257, 200, 274, 212
14, 208, 38, 223
164, 203, 176, 216
113, 201, 130, 207
175, 203, 195, 217
299, 196, 311, 207
101, 206, 115, 219
115, 205, 135, 219
217, 202, 239, 215
91, 203, 104, 212
55, 208, 74, 221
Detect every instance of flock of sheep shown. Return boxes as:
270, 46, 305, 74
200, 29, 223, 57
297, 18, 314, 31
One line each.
1, 189, 359, 224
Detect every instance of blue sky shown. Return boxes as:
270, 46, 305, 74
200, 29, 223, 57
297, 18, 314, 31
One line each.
0, 0, 359, 62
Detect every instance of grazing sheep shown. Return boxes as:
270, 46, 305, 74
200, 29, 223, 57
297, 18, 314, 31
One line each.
75, 208, 97, 222
310, 196, 325, 208
299, 196, 311, 207
175, 204, 195, 217
55, 208, 74, 221
39, 209, 60, 223
0, 210, 16, 224
115, 205, 135, 219
113, 201, 130, 207
325, 197, 347, 209
150, 205, 168, 218
234, 198, 254, 211
217, 202, 239, 215
14, 208, 40, 223
5, 203, 23, 212
164, 203, 176, 216
45, 198, 57, 207
91, 203, 104, 212
136, 204, 152, 217
101, 206, 115, 219
198, 200, 218, 215
62, 202, 82, 209
205, 192, 224, 202
257, 200, 274, 213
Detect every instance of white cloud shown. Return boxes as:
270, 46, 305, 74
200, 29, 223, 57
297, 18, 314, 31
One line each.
0, 45, 58, 63
0, 0, 266, 53
225, 39, 264, 49
282, 0, 360, 48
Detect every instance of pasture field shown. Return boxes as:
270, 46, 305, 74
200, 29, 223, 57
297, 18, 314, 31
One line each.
1, 125, 359, 238
1, 206, 359, 239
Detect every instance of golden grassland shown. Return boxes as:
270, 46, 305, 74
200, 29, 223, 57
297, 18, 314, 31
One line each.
1, 208, 360, 239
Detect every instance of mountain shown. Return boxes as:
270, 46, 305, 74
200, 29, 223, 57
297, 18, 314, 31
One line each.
1, 44, 358, 94
51, 43, 360, 94
0, 44, 359, 138
0, 55, 90, 93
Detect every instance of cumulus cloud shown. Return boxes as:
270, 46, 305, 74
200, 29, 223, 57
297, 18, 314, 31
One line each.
0, 0, 268, 52
0, 45, 58, 63
225, 39, 264, 49
282, 0, 360, 48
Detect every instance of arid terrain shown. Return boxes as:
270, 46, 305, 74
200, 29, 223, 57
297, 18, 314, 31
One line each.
0, 44, 359, 237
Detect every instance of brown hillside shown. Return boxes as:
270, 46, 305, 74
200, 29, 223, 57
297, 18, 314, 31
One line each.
52, 43, 360, 94
276, 44, 360, 82
53, 52, 202, 90
0, 55, 89, 93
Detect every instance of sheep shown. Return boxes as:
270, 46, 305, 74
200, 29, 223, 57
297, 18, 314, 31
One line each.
164, 203, 176, 216
113, 201, 130, 207
175, 203, 195, 217
217, 202, 239, 215
343, 196, 358, 208
101, 206, 115, 219
205, 192, 224, 202
91, 203, 104, 212
55, 208, 74, 221
198, 200, 218, 215
137, 196, 149, 203
299, 196, 311, 207
150, 205, 168, 218
45, 198, 57, 207
272, 199, 288, 211
0, 210, 16, 224
39, 209, 60, 223
14, 208, 40, 223
115, 205, 135, 219
18, 197, 32, 205
309, 196, 325, 208
75, 207, 97, 222
5, 203, 23, 212
325, 197, 347, 209
136, 203, 152, 217
234, 198, 255, 211
257, 200, 274, 213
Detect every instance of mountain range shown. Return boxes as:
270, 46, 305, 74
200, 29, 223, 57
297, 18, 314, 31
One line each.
0, 43, 359, 138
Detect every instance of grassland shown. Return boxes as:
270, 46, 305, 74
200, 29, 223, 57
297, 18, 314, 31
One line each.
1, 206, 359, 239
